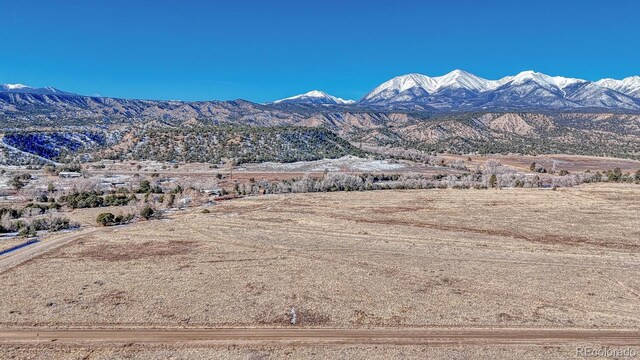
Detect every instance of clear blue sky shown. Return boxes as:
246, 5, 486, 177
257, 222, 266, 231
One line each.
1, 0, 638, 102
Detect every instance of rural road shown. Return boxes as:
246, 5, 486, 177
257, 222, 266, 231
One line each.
1, 328, 639, 346
0, 227, 100, 274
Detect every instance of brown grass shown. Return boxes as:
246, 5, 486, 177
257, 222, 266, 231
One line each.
79, 240, 197, 262
0, 183, 639, 331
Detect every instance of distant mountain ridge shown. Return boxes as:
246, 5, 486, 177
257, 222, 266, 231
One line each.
0, 84, 74, 96
596, 77, 640, 98
2, 69, 640, 124
273, 90, 355, 105
359, 70, 640, 111
270, 70, 640, 111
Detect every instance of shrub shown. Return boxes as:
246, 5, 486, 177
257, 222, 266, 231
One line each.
30, 218, 50, 231
49, 217, 74, 232
44, 165, 57, 175
9, 176, 25, 190
489, 174, 497, 188
103, 194, 136, 206
140, 205, 156, 220
114, 213, 134, 224
137, 180, 151, 193
97, 212, 133, 226
607, 168, 623, 182
60, 191, 104, 209
96, 213, 116, 226
24, 203, 49, 215
0, 207, 22, 220
18, 225, 37, 237
61, 164, 82, 173
166, 193, 176, 208
48, 202, 62, 211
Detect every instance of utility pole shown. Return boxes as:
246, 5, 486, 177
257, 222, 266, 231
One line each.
222, 157, 235, 181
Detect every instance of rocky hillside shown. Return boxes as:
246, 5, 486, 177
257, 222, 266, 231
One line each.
2, 85, 640, 164
2, 126, 366, 165
350, 112, 640, 159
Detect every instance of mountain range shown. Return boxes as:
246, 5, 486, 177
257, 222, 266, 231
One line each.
0, 84, 74, 96
2, 71, 640, 166
276, 70, 640, 111
2, 73, 640, 165
2, 70, 640, 120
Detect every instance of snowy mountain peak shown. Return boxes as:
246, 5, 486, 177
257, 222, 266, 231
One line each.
1, 83, 74, 95
361, 70, 640, 110
2, 84, 30, 90
595, 76, 640, 97
303, 90, 330, 98
364, 70, 502, 101
364, 73, 437, 101
436, 69, 491, 92
273, 90, 355, 105
507, 70, 586, 89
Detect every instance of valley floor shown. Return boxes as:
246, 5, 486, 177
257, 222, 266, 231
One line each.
0, 184, 639, 358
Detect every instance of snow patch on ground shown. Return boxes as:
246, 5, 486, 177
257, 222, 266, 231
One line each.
239, 156, 406, 172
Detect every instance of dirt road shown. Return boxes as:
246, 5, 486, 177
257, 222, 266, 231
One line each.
0, 228, 100, 274
1, 328, 639, 346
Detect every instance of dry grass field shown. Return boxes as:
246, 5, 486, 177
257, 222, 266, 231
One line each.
0, 343, 585, 360
1, 183, 639, 358
444, 153, 640, 173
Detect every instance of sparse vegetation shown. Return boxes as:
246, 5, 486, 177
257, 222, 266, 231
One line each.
139, 205, 159, 220
90, 126, 366, 165
9, 173, 31, 190
230, 162, 604, 196
59, 191, 137, 209
96, 212, 134, 227
489, 174, 498, 188
2, 184, 638, 335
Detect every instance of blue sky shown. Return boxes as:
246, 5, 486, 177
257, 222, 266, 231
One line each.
1, 0, 638, 102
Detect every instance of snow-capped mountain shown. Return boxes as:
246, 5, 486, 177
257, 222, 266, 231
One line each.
0, 83, 74, 95
360, 70, 640, 111
363, 70, 492, 103
273, 90, 355, 105
2, 72, 640, 114
595, 77, 640, 98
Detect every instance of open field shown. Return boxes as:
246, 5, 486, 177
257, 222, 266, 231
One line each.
0, 342, 603, 360
3, 183, 640, 328
1, 183, 639, 358
83, 153, 640, 177
444, 153, 640, 173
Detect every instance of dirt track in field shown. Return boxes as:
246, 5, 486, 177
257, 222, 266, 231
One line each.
0, 228, 101, 274
1, 327, 640, 346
